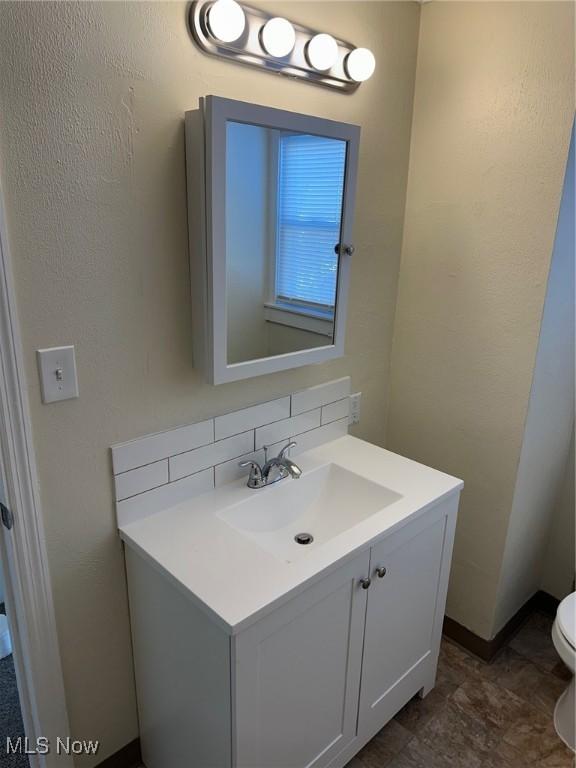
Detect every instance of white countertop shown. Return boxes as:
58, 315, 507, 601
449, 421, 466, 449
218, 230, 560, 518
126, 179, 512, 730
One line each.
119, 436, 463, 635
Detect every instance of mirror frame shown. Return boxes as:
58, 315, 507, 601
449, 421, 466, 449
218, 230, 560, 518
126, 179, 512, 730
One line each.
186, 96, 360, 385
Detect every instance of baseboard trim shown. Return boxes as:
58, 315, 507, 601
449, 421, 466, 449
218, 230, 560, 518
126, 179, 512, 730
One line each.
443, 590, 559, 663
96, 738, 141, 768
534, 589, 561, 617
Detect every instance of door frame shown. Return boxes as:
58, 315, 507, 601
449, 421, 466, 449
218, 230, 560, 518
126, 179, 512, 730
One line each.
0, 179, 72, 767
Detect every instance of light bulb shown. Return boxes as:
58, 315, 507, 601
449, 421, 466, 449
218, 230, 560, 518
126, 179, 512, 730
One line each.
306, 33, 338, 71
261, 17, 296, 58
207, 0, 246, 43
345, 47, 376, 82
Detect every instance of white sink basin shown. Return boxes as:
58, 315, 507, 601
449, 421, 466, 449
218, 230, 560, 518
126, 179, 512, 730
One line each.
119, 435, 464, 632
218, 463, 402, 563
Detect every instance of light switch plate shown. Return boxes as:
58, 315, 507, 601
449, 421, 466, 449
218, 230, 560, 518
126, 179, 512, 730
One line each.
36, 346, 79, 403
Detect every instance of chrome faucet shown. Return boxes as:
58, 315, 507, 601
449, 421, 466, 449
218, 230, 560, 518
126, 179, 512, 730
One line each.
239, 441, 302, 489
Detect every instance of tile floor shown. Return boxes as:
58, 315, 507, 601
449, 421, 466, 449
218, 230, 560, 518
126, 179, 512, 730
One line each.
348, 611, 574, 768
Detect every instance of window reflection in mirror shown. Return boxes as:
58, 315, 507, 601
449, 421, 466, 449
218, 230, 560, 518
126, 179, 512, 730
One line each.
225, 121, 347, 365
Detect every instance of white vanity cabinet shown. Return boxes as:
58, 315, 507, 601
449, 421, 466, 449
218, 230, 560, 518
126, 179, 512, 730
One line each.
357, 510, 452, 745
233, 549, 370, 768
125, 493, 457, 768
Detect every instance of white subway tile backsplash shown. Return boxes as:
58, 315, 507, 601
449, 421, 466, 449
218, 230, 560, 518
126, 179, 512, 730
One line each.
291, 377, 351, 416
292, 418, 349, 455
115, 460, 168, 502
255, 409, 321, 450
170, 431, 254, 482
214, 449, 266, 487
214, 397, 290, 441
112, 378, 353, 524
112, 419, 214, 474
321, 398, 350, 425
117, 468, 214, 527
265, 417, 349, 459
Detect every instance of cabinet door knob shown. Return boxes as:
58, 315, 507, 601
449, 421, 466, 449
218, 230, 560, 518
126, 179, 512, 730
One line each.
335, 243, 355, 257
375, 566, 387, 578
360, 577, 371, 590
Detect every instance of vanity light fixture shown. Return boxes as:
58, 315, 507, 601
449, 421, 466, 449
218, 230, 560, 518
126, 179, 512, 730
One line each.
261, 17, 296, 58
345, 48, 376, 83
306, 33, 339, 72
207, 0, 246, 43
190, 0, 376, 92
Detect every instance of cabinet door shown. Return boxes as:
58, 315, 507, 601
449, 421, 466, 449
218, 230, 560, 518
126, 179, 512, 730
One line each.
233, 550, 370, 768
358, 513, 447, 737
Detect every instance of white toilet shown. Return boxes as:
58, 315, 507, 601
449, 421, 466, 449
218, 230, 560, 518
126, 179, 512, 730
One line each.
552, 591, 576, 751
0, 613, 12, 659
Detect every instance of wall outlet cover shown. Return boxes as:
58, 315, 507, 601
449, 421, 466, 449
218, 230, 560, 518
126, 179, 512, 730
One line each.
349, 392, 361, 424
36, 346, 79, 403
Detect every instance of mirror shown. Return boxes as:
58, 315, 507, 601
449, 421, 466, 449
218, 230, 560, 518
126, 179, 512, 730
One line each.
225, 122, 347, 365
186, 96, 360, 384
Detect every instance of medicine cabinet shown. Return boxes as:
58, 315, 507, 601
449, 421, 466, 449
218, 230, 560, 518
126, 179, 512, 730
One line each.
185, 96, 360, 384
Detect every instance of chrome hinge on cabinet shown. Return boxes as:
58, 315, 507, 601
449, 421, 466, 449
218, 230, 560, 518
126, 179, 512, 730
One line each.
0, 502, 14, 530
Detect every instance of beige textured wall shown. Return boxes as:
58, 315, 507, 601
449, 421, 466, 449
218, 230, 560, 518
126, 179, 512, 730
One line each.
494, 126, 575, 633
386, 1, 574, 639
0, 1, 420, 762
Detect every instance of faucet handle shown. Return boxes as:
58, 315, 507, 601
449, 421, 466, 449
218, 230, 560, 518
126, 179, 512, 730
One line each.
278, 441, 297, 460
238, 460, 264, 488
238, 460, 262, 472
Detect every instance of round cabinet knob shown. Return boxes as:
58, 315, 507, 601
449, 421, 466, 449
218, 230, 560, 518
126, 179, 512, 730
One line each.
334, 243, 355, 257
375, 566, 387, 578
360, 577, 371, 590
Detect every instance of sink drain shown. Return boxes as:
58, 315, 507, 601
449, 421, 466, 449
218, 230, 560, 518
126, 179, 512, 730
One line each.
294, 532, 314, 546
